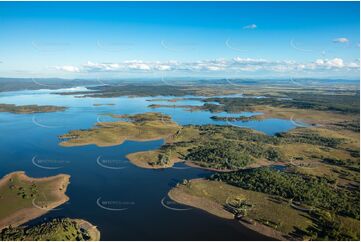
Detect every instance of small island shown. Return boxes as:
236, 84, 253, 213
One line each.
210, 115, 265, 122
93, 103, 115, 106
0, 104, 66, 114
146, 97, 186, 103
0, 171, 70, 229
148, 103, 202, 112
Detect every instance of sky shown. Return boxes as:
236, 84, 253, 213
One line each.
0, 1, 359, 79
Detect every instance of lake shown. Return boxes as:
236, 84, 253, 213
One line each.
0, 87, 297, 240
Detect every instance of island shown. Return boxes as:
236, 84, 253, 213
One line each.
146, 97, 188, 103
210, 115, 264, 122
148, 104, 203, 112
0, 171, 70, 229
0, 104, 66, 114
93, 103, 115, 106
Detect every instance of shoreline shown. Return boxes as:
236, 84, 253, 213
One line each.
0, 171, 70, 230
168, 178, 292, 241
0, 103, 66, 114
74, 219, 101, 241
59, 112, 181, 147
126, 150, 181, 169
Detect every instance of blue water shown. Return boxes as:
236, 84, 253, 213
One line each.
0, 88, 295, 240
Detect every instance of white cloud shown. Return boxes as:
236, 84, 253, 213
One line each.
326, 58, 344, 68
348, 62, 359, 68
305, 58, 360, 71
333, 37, 349, 43
313, 58, 344, 68
55, 65, 80, 73
243, 24, 257, 29
53, 57, 359, 75
125, 61, 151, 71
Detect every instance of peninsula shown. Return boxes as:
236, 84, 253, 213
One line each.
0, 171, 70, 229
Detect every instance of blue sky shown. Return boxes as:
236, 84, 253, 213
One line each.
0, 1, 359, 79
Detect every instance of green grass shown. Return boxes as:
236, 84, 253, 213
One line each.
0, 172, 69, 228
59, 112, 180, 147
171, 179, 313, 236
171, 179, 360, 240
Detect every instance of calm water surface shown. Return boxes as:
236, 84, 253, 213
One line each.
0, 88, 295, 240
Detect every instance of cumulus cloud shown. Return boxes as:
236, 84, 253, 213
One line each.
315, 58, 344, 68
53, 57, 359, 75
333, 37, 349, 43
243, 24, 257, 29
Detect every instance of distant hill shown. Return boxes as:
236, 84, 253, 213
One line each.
0, 77, 99, 92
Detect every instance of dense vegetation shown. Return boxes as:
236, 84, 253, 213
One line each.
155, 124, 353, 171
204, 92, 360, 114
322, 157, 360, 171
185, 141, 254, 170
279, 92, 360, 114
0, 218, 92, 241
331, 119, 360, 132
304, 210, 360, 240
276, 129, 344, 148
212, 168, 359, 219
115, 112, 172, 122
161, 125, 283, 170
